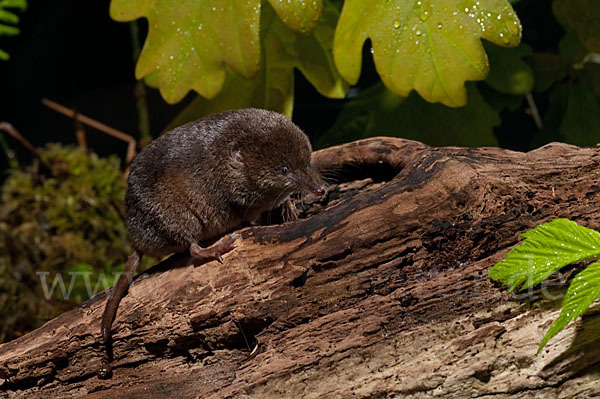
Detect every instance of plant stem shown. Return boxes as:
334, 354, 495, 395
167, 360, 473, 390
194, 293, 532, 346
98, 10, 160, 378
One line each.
41, 98, 137, 167
525, 92, 543, 130
0, 121, 52, 172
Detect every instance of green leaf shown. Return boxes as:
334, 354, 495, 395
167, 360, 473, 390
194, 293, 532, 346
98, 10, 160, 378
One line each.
0, 23, 18, 36
329, 0, 343, 11
588, 63, 600, 98
558, 80, 600, 146
535, 78, 600, 148
0, 0, 27, 10
533, 83, 568, 147
0, 0, 25, 61
484, 42, 534, 95
110, 0, 262, 103
334, 0, 522, 107
143, 71, 159, 88
267, 0, 322, 33
538, 260, 600, 352
527, 52, 568, 93
167, 1, 346, 128
290, 1, 347, 99
542, 0, 600, 150
556, 0, 600, 53
477, 82, 522, 112
489, 219, 600, 292
0, 9, 18, 24
317, 82, 499, 149
553, 0, 589, 64
167, 66, 290, 130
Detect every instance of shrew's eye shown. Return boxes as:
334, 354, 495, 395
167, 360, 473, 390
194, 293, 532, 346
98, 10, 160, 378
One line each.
281, 166, 289, 175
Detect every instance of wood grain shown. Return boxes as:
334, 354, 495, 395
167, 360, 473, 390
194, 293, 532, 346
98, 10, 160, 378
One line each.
1, 138, 599, 398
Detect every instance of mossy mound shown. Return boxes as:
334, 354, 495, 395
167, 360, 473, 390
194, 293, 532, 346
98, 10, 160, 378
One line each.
0, 144, 131, 342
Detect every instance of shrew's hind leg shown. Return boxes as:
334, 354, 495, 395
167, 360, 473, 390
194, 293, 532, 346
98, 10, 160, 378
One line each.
190, 233, 238, 263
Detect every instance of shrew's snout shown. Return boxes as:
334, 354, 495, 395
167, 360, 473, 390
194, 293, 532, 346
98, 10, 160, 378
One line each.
301, 167, 325, 196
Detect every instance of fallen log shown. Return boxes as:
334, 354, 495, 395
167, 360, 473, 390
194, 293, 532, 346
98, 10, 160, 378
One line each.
1, 137, 599, 398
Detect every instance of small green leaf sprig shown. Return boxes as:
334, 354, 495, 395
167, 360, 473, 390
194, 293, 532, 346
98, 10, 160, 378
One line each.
489, 218, 600, 352
0, 0, 27, 61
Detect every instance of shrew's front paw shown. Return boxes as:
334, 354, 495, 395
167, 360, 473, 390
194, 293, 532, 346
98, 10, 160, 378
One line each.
281, 197, 298, 223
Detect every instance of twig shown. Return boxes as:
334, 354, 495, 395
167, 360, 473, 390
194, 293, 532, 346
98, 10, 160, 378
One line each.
41, 98, 137, 166
525, 93, 543, 130
73, 108, 87, 149
233, 319, 252, 352
0, 121, 51, 172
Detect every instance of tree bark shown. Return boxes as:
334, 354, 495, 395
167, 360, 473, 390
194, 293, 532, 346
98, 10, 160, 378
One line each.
1, 138, 600, 398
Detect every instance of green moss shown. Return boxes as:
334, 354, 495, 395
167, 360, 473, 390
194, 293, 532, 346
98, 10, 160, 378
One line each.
0, 144, 133, 342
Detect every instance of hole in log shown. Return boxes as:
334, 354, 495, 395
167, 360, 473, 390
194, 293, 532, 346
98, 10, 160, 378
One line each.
320, 161, 400, 184
257, 139, 411, 225
227, 317, 274, 351
290, 269, 308, 288
144, 338, 170, 356
472, 368, 492, 383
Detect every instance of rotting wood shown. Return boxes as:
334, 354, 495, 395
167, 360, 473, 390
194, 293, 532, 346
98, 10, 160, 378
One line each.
1, 138, 599, 398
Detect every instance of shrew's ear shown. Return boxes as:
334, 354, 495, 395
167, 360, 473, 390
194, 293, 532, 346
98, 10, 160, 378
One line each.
230, 149, 243, 166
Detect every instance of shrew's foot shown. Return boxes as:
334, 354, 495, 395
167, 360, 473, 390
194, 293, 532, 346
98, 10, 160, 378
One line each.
281, 197, 298, 223
190, 233, 238, 263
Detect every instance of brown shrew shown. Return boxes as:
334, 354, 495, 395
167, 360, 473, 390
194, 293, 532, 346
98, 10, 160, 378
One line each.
98, 108, 324, 378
